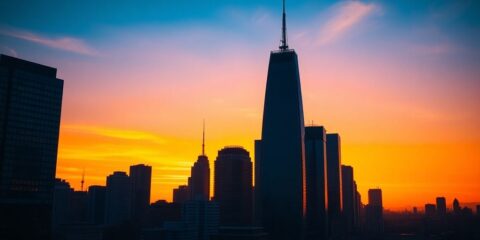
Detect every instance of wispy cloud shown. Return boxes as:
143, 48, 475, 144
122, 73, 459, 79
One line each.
0, 45, 18, 57
0, 27, 98, 56
317, 1, 377, 45
62, 125, 167, 144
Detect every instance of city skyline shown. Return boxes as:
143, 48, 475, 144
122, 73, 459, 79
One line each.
1, 0, 479, 211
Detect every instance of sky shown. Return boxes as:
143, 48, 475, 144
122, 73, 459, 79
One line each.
1, 0, 479, 211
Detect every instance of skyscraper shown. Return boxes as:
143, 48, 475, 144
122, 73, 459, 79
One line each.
214, 146, 253, 226
342, 165, 355, 233
436, 197, 447, 217
130, 164, 152, 221
255, 1, 306, 239
0, 55, 64, 239
183, 200, 220, 240
105, 171, 131, 225
87, 185, 106, 225
365, 189, 383, 235
304, 126, 328, 239
189, 124, 210, 201
326, 133, 343, 236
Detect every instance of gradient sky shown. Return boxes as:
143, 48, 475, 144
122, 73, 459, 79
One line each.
1, 0, 479, 210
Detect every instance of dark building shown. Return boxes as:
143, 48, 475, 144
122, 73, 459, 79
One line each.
0, 55, 64, 239
189, 126, 210, 201
173, 185, 190, 204
341, 165, 355, 232
130, 164, 152, 221
436, 197, 447, 217
87, 185, 106, 225
254, 2, 306, 240
214, 146, 253, 226
105, 171, 131, 225
145, 200, 182, 228
304, 126, 328, 239
354, 182, 362, 229
52, 178, 74, 227
453, 198, 461, 214
326, 133, 343, 237
365, 188, 383, 235
425, 204, 436, 217
70, 191, 88, 223
183, 200, 220, 240
211, 227, 269, 240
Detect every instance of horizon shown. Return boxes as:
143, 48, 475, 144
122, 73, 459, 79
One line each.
1, 0, 479, 211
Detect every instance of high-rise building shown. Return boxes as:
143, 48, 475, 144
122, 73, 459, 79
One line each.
425, 203, 436, 217
130, 164, 152, 221
214, 146, 253, 226
304, 126, 328, 239
52, 178, 74, 227
453, 198, 461, 214
326, 133, 343, 236
87, 185, 106, 225
173, 185, 190, 204
189, 125, 210, 201
0, 55, 64, 239
183, 200, 220, 240
436, 197, 447, 216
105, 171, 131, 225
341, 165, 355, 232
365, 189, 383, 235
254, 2, 306, 239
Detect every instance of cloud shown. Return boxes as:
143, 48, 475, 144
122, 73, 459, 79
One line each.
0, 27, 98, 56
62, 125, 167, 144
0, 45, 18, 57
317, 1, 377, 45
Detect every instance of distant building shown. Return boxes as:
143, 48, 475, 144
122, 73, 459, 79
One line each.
436, 197, 447, 216
183, 200, 219, 240
453, 198, 461, 214
53, 179, 74, 227
189, 126, 210, 201
145, 200, 182, 228
477, 205, 480, 216
173, 185, 190, 204
304, 126, 328, 239
365, 189, 383, 235
130, 164, 152, 221
70, 191, 88, 223
326, 133, 343, 236
341, 165, 355, 232
87, 185, 106, 225
105, 171, 131, 225
0, 55, 64, 239
214, 146, 253, 226
425, 204, 436, 217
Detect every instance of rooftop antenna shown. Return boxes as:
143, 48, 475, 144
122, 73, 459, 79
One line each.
202, 120, 205, 156
279, 0, 289, 50
81, 168, 85, 191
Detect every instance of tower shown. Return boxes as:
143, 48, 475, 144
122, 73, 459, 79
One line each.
255, 1, 307, 239
189, 123, 210, 201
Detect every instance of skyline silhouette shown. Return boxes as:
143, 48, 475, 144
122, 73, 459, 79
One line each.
0, 0, 479, 212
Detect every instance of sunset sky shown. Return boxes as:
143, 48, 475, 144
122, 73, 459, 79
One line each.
1, 0, 479, 210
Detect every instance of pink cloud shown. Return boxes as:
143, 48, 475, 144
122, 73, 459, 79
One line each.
317, 1, 377, 45
0, 27, 98, 56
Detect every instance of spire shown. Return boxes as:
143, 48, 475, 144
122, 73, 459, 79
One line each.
202, 120, 205, 156
81, 168, 85, 191
279, 0, 289, 50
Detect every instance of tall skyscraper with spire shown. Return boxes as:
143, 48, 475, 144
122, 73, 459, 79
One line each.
189, 122, 210, 201
255, 1, 307, 239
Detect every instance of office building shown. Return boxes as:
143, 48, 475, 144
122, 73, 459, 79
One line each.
304, 126, 328, 239
173, 185, 190, 204
105, 171, 131, 225
130, 164, 152, 221
87, 185, 106, 225
436, 197, 447, 216
365, 188, 383, 235
183, 200, 219, 240
326, 133, 343, 237
425, 204, 436, 217
214, 146, 253, 226
254, 2, 306, 239
189, 125, 210, 201
0, 55, 64, 239
342, 165, 355, 232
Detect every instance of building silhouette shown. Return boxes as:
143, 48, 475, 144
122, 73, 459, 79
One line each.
189, 125, 210, 201
183, 200, 220, 240
214, 146, 253, 226
130, 164, 152, 222
87, 185, 106, 225
365, 188, 383, 235
52, 179, 74, 227
105, 171, 131, 225
425, 203, 436, 217
304, 126, 328, 239
453, 198, 461, 214
436, 197, 446, 217
0, 55, 64, 239
341, 165, 355, 233
326, 133, 343, 237
173, 185, 190, 204
254, 1, 307, 239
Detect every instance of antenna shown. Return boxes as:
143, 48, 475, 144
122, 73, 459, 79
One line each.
202, 120, 205, 155
279, 0, 289, 50
81, 168, 85, 191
